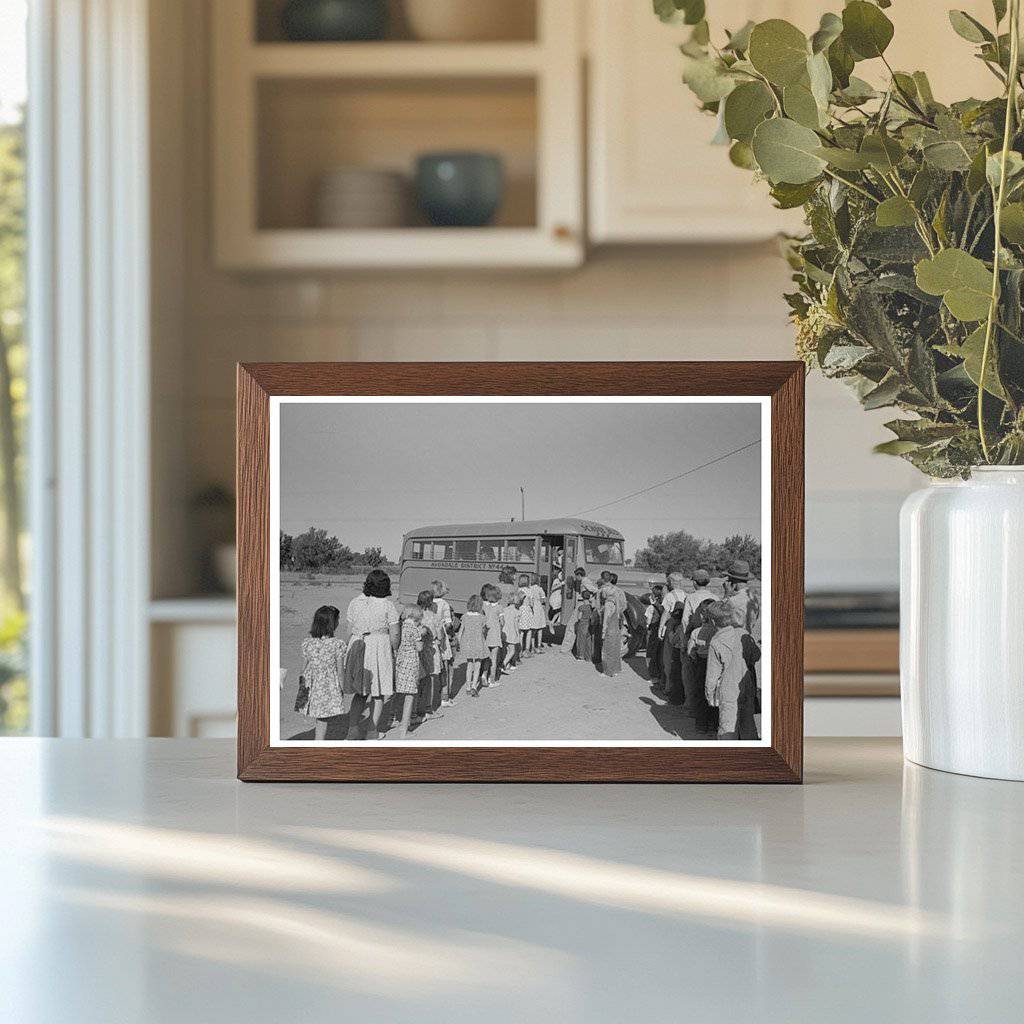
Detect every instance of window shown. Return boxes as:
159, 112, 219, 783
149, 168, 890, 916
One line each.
503, 538, 536, 564
478, 540, 502, 562
0, 2, 27, 735
454, 539, 478, 560
584, 538, 624, 566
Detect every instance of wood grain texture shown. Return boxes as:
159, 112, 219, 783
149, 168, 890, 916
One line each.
805, 629, 899, 674
236, 361, 805, 783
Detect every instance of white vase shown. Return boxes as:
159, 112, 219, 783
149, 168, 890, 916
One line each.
900, 467, 1024, 780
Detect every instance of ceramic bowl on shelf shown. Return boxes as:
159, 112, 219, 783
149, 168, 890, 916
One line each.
314, 167, 409, 228
403, 0, 534, 42
414, 152, 504, 227
280, 0, 388, 42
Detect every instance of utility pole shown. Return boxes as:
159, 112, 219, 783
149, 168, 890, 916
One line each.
520, 486, 526, 521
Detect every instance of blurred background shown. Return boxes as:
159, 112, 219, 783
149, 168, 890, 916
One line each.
0, 0, 998, 740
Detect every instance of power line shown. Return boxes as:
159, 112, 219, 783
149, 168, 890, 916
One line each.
568, 439, 761, 518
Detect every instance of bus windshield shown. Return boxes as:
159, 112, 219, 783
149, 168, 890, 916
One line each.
584, 537, 624, 565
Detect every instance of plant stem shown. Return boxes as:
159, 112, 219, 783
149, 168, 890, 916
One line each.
979, 0, 1021, 463
821, 167, 879, 203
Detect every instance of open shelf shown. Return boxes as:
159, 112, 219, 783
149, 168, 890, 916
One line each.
213, 0, 582, 268
257, 76, 538, 232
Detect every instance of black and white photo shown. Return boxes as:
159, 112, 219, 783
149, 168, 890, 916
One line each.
270, 396, 770, 747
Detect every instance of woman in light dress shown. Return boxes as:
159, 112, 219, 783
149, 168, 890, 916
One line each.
600, 584, 622, 678
300, 605, 348, 741
548, 568, 565, 632
343, 568, 400, 740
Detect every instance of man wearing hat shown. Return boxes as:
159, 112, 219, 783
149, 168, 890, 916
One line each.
724, 560, 753, 631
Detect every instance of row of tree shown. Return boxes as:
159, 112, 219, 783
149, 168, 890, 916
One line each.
634, 531, 761, 578
280, 528, 389, 574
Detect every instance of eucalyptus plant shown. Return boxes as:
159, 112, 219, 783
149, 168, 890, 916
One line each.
659, 0, 1024, 475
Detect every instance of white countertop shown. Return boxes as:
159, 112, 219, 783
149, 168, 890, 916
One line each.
1, 738, 1021, 1023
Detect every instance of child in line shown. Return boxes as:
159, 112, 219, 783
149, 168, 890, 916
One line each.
501, 592, 524, 672
517, 574, 536, 657
299, 605, 348, 741
481, 583, 504, 688
395, 604, 425, 739
704, 601, 746, 741
574, 594, 594, 662
416, 589, 443, 722
458, 593, 488, 697
432, 580, 456, 707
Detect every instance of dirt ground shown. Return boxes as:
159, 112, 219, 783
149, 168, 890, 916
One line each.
279, 577, 719, 741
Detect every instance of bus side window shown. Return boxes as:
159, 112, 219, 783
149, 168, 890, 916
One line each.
478, 540, 501, 561
454, 539, 478, 560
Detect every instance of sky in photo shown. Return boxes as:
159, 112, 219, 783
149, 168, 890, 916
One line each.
279, 399, 763, 561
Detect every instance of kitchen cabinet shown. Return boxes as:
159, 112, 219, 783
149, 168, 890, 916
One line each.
211, 0, 583, 269
587, 0, 999, 244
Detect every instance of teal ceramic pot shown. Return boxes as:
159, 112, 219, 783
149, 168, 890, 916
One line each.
281, 0, 388, 42
415, 152, 505, 227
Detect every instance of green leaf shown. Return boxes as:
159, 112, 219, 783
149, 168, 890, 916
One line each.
967, 143, 993, 193
681, 55, 737, 103
770, 179, 820, 209
748, 19, 810, 87
948, 10, 993, 44
1000, 202, 1024, 242
884, 418, 963, 443
728, 140, 758, 169
807, 51, 833, 110
827, 35, 855, 89
860, 133, 905, 172
909, 165, 936, 205
814, 146, 872, 170
993, 0, 1008, 24
912, 71, 935, 105
986, 150, 1024, 190
724, 20, 755, 53
810, 12, 843, 54
723, 81, 775, 143
875, 196, 918, 228
654, 0, 705, 25
783, 83, 822, 129
958, 325, 1006, 398
874, 439, 922, 456
915, 249, 994, 321
836, 75, 877, 104
842, 1, 895, 60
752, 117, 827, 184
923, 141, 973, 171
862, 374, 902, 410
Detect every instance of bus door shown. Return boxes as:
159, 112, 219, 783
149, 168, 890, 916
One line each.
558, 535, 577, 625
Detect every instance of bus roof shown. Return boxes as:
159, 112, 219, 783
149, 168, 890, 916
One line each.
403, 518, 624, 541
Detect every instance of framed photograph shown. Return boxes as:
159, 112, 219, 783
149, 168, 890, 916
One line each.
237, 362, 804, 782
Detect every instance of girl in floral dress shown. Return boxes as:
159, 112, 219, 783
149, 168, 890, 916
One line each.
299, 605, 348, 741
395, 605, 424, 739
458, 593, 487, 697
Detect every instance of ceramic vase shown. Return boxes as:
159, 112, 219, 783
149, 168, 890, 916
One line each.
900, 467, 1024, 781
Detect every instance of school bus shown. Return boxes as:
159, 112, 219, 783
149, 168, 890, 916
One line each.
398, 517, 628, 616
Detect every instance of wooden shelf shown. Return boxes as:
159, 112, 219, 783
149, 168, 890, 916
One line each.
212, 0, 583, 269
249, 42, 545, 78
805, 629, 899, 675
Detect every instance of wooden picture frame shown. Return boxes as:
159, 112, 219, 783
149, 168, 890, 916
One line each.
237, 362, 804, 782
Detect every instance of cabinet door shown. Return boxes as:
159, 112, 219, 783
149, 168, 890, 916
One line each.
588, 1, 1002, 245
588, 1, 815, 243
